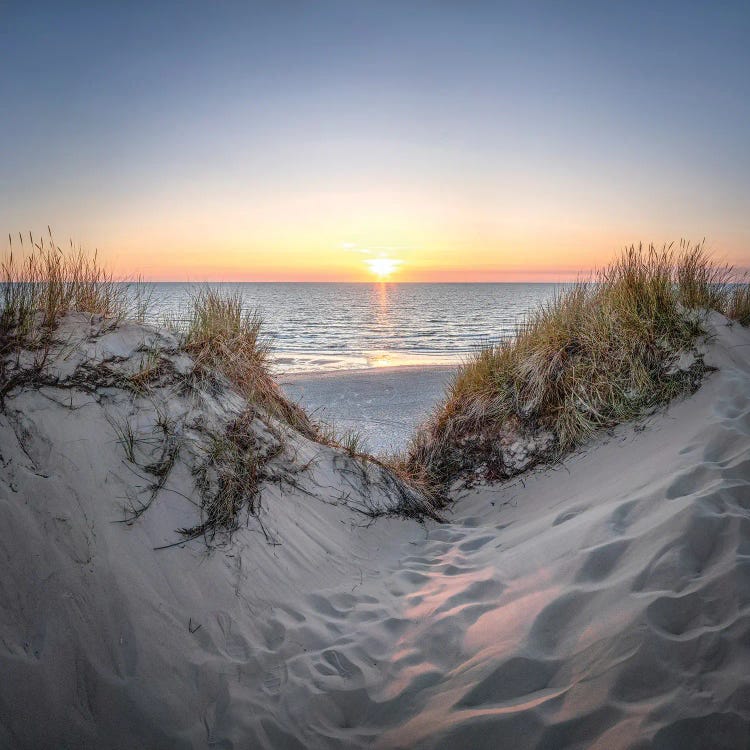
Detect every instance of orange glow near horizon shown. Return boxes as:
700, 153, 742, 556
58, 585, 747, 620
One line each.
14, 177, 748, 284
16, 218, 749, 284
95, 234, 748, 283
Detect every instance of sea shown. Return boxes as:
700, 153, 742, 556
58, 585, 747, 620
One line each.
144, 282, 561, 374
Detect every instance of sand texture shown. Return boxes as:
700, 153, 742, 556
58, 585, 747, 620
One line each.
1, 312, 750, 748
281, 365, 455, 454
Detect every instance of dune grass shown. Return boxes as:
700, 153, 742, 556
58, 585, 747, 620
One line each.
181, 288, 320, 438
1, 232, 147, 350
0, 233, 150, 402
182, 410, 282, 541
404, 242, 749, 488
314, 419, 368, 457
726, 283, 750, 326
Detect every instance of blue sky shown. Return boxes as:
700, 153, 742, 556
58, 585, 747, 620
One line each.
1, 1, 748, 279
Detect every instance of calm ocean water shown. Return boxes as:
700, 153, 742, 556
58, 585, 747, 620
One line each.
145, 283, 560, 373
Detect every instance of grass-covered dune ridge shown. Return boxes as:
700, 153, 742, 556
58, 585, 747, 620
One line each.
4, 234, 748, 518
1, 233, 148, 401
0, 236, 441, 540
181, 287, 321, 440
403, 242, 750, 488
1, 233, 145, 348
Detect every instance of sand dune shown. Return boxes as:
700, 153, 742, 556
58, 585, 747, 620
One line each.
1, 312, 749, 748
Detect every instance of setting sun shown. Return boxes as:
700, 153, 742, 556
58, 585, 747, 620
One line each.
366, 257, 402, 279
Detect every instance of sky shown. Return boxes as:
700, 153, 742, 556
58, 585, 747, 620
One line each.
1, 1, 748, 282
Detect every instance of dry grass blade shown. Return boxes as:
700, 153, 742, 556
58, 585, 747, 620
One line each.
181, 287, 318, 438
184, 411, 281, 541
1, 231, 149, 357
725, 281, 750, 326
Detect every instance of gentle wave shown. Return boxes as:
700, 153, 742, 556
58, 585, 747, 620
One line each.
144, 282, 561, 373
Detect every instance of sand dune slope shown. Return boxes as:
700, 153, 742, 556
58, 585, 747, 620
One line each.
1, 313, 749, 749
373, 316, 750, 749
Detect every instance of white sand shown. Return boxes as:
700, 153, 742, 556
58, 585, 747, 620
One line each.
281, 365, 455, 454
1, 312, 749, 748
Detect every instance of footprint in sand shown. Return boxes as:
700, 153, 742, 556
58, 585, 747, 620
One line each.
575, 538, 631, 583
652, 712, 750, 750
260, 618, 287, 650
527, 590, 596, 654
262, 661, 288, 695
458, 534, 495, 553
552, 506, 586, 526
314, 649, 361, 680
608, 499, 639, 534
665, 464, 716, 499
456, 655, 560, 707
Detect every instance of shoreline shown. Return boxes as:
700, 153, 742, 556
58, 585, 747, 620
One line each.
278, 362, 458, 383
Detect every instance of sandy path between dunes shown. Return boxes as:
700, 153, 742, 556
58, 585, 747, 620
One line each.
256, 315, 750, 749
1, 313, 749, 749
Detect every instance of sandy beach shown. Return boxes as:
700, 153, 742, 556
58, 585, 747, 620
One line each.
281, 365, 456, 454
